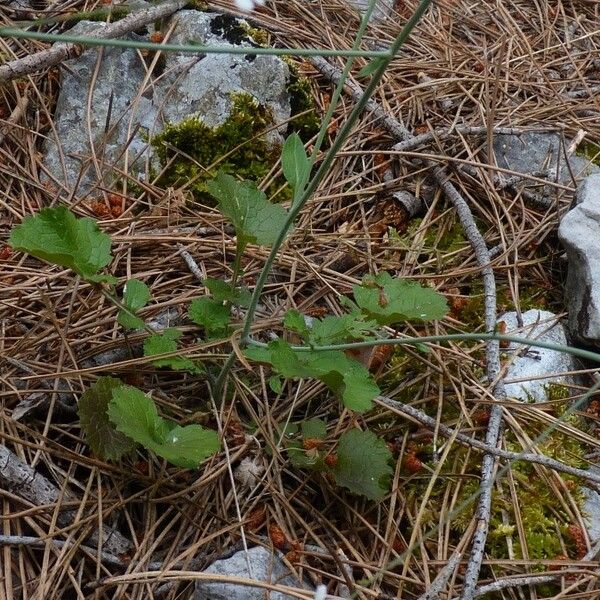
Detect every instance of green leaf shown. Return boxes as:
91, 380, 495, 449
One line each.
282, 133, 310, 203
188, 297, 231, 337
9, 206, 112, 281
301, 418, 327, 440
78, 377, 136, 461
108, 385, 219, 469
245, 340, 379, 412
206, 172, 289, 249
118, 279, 150, 329
143, 329, 204, 374
204, 278, 251, 308
333, 429, 392, 500
309, 313, 379, 346
357, 57, 386, 78
353, 272, 448, 325
268, 375, 283, 394
283, 309, 311, 339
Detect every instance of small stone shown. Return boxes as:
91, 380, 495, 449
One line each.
498, 309, 577, 403
493, 131, 598, 184
558, 174, 600, 346
194, 546, 313, 600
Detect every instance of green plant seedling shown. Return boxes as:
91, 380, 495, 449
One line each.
246, 339, 379, 412
206, 172, 289, 252
284, 309, 380, 346
9, 206, 115, 282
204, 278, 252, 307
118, 279, 150, 329
108, 385, 220, 468
189, 296, 231, 338
353, 272, 448, 325
144, 329, 204, 374
357, 57, 386, 78
333, 429, 393, 500
281, 132, 310, 204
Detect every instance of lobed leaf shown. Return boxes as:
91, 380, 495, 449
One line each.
108, 385, 219, 469
245, 339, 379, 412
188, 297, 231, 337
78, 377, 136, 461
206, 172, 289, 249
9, 206, 113, 281
204, 278, 251, 307
353, 272, 448, 325
143, 329, 204, 374
333, 429, 393, 500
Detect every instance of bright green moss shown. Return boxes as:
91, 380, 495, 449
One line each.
285, 62, 321, 142
241, 23, 270, 46
150, 93, 286, 205
411, 422, 587, 564
577, 141, 600, 165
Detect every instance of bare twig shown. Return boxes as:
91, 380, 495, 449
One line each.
468, 539, 600, 598
417, 550, 463, 600
0, 0, 188, 83
375, 396, 600, 486
0, 444, 132, 556
310, 56, 505, 597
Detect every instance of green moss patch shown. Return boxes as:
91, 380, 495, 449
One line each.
150, 93, 285, 205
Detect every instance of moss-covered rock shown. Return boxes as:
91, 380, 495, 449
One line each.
150, 93, 284, 204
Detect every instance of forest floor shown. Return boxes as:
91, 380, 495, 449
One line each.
2, 0, 600, 599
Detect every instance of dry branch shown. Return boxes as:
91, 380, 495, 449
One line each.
0, 444, 132, 556
310, 56, 506, 597
375, 396, 600, 486
0, 0, 188, 84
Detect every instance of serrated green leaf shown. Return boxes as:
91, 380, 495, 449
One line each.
157, 424, 220, 468
353, 272, 448, 325
309, 313, 379, 346
206, 172, 289, 249
9, 206, 112, 280
108, 386, 219, 469
283, 309, 311, 339
357, 57, 386, 78
204, 278, 251, 308
143, 329, 203, 374
245, 340, 379, 412
118, 279, 150, 329
301, 418, 327, 440
188, 297, 231, 337
282, 133, 310, 204
78, 377, 136, 461
333, 429, 392, 500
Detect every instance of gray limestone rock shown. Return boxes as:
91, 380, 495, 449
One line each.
344, 0, 395, 21
558, 174, 600, 346
582, 466, 600, 544
493, 131, 598, 184
42, 11, 291, 197
41, 20, 153, 195
193, 546, 313, 600
497, 309, 577, 402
